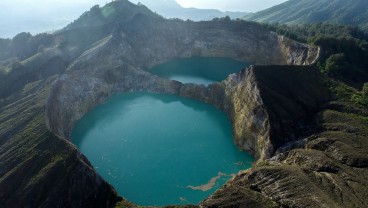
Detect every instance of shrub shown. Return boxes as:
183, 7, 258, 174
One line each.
323, 53, 346, 76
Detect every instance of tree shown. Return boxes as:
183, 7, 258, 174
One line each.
323, 53, 346, 77
363, 83, 368, 98
90, 5, 100, 16
11, 32, 32, 58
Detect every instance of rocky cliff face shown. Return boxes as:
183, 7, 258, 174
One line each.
225, 65, 328, 160
218, 69, 272, 160
177, 69, 271, 160
277, 35, 320, 65
179, 65, 328, 161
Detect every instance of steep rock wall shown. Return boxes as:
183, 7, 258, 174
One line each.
230, 65, 328, 159
221, 70, 272, 160
277, 34, 320, 65
178, 69, 271, 160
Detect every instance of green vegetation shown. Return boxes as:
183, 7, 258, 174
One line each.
2, 32, 54, 60
65, 0, 161, 30
245, 0, 368, 89
0, 77, 119, 207
262, 23, 368, 89
244, 0, 368, 29
363, 83, 368, 97
351, 83, 368, 108
263, 23, 368, 43
0, 25, 67, 100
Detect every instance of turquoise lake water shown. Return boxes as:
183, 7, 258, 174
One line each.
72, 57, 253, 205
149, 57, 249, 85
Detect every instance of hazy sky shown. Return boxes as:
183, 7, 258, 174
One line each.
0, 0, 287, 12
176, 0, 287, 12
0, 0, 287, 38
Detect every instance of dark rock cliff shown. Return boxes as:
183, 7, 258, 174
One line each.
181, 65, 329, 160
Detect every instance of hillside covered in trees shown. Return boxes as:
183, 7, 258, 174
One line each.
264, 24, 367, 83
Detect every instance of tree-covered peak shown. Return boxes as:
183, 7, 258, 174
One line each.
64, 0, 161, 30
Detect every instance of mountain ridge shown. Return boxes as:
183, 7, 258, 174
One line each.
0, 0, 248, 39
132, 0, 248, 21
244, 0, 368, 30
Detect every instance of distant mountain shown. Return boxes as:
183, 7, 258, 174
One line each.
133, 0, 248, 21
244, 0, 368, 29
0, 0, 247, 38
64, 1, 160, 30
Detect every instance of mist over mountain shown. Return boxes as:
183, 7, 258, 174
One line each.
0, 1, 99, 38
0, 0, 248, 39
244, 0, 368, 30
131, 0, 248, 21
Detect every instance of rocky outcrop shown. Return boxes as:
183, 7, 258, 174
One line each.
218, 69, 272, 160
224, 65, 328, 160
177, 69, 270, 160
277, 34, 320, 65
179, 65, 328, 161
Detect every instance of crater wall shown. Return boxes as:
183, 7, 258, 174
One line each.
45, 20, 319, 154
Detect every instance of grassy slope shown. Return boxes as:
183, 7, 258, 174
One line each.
0, 78, 119, 207
245, 0, 368, 26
